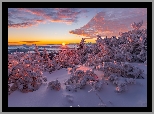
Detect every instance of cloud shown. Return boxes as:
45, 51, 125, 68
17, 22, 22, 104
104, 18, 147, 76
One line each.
69, 8, 147, 38
20, 41, 40, 43
8, 8, 88, 28
8, 42, 19, 43
8, 19, 46, 28
8, 22, 35, 28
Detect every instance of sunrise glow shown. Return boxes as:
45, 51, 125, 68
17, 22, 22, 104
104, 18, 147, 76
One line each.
8, 8, 147, 45
62, 42, 66, 46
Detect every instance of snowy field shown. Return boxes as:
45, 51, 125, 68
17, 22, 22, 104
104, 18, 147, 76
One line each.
8, 21, 147, 107
8, 63, 147, 107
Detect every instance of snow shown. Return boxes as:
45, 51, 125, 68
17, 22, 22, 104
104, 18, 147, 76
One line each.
8, 21, 147, 107
8, 63, 147, 107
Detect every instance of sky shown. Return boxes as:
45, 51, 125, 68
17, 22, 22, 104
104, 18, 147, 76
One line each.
8, 8, 147, 45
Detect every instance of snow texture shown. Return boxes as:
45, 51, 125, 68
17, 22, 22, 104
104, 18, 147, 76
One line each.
8, 21, 147, 107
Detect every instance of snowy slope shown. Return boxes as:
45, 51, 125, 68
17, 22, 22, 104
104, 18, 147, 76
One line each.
8, 63, 147, 107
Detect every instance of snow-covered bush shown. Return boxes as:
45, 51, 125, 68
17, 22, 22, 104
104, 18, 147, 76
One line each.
112, 77, 136, 93
85, 70, 98, 80
48, 79, 61, 91
64, 78, 73, 85
115, 85, 128, 93
8, 21, 146, 95
125, 78, 136, 84
122, 64, 145, 79
50, 49, 82, 70
92, 80, 103, 91
79, 78, 87, 89
41, 48, 52, 71
8, 50, 44, 94
66, 85, 77, 92
42, 76, 47, 82
108, 74, 119, 81
113, 77, 127, 86
65, 68, 99, 91
74, 70, 85, 77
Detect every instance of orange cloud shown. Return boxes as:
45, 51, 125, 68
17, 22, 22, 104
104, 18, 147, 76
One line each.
20, 41, 40, 43
8, 42, 19, 43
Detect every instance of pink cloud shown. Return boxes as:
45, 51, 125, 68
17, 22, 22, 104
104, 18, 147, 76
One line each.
8, 22, 34, 28
8, 8, 88, 28
69, 9, 147, 38
8, 19, 45, 28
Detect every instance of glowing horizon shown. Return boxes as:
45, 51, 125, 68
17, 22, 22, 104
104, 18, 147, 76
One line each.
8, 8, 147, 45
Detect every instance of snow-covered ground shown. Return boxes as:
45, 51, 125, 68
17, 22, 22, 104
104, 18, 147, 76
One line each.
8, 63, 147, 107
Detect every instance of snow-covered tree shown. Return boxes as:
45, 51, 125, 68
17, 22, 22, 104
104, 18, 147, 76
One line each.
8, 51, 45, 94
41, 48, 52, 71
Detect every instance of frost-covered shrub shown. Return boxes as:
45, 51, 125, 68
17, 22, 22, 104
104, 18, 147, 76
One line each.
113, 77, 127, 87
65, 68, 99, 91
92, 80, 103, 91
115, 85, 128, 93
97, 61, 144, 79
48, 79, 61, 91
113, 77, 136, 93
64, 78, 74, 85
50, 49, 82, 70
8, 21, 147, 95
108, 74, 118, 81
42, 76, 47, 82
74, 70, 85, 77
8, 50, 44, 94
66, 85, 77, 92
79, 79, 87, 89
122, 64, 145, 79
125, 78, 136, 84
